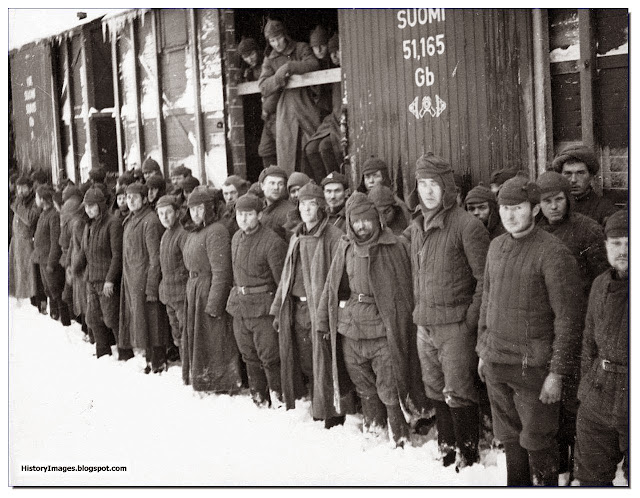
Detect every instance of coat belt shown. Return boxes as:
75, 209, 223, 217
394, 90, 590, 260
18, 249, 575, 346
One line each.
351, 293, 376, 304
235, 284, 275, 295
599, 358, 628, 373
189, 271, 211, 278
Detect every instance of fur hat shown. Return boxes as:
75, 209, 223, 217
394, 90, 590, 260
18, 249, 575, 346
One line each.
146, 175, 166, 190
464, 183, 495, 206
297, 183, 325, 205
362, 156, 387, 177
36, 185, 55, 204
346, 191, 378, 220
551, 144, 600, 176
321, 171, 348, 189
413, 152, 457, 210
536, 171, 572, 197
62, 185, 82, 203
261, 165, 288, 183
604, 210, 627, 238
155, 195, 180, 211
171, 164, 192, 177
237, 37, 258, 57
309, 26, 328, 47
187, 186, 217, 207
30, 169, 49, 185
497, 172, 541, 206
182, 175, 201, 194
83, 187, 106, 205
490, 167, 519, 187
235, 193, 264, 213
88, 167, 107, 183
368, 184, 396, 209
142, 157, 162, 174
126, 183, 148, 197
264, 19, 285, 39
287, 172, 311, 191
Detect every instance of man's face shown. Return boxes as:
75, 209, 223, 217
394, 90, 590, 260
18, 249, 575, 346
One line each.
170, 174, 181, 187
117, 194, 127, 210
236, 209, 260, 233
222, 184, 239, 205
417, 178, 443, 210
330, 50, 341, 66
499, 201, 539, 237
324, 183, 346, 210
85, 203, 100, 219
288, 186, 302, 202
269, 35, 287, 53
540, 191, 568, 225
189, 204, 206, 225
157, 205, 177, 230
262, 175, 285, 203
466, 201, 491, 225
126, 192, 144, 213
606, 236, 628, 275
242, 51, 259, 68
562, 162, 592, 197
16, 185, 30, 198
313, 45, 328, 60
351, 217, 375, 239
143, 171, 155, 181
364, 170, 384, 191
148, 187, 159, 203
299, 199, 321, 225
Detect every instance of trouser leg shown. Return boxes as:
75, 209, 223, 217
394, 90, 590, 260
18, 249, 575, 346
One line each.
233, 316, 269, 405
450, 404, 480, 467
504, 442, 532, 486
293, 301, 314, 397
528, 442, 559, 486
249, 315, 282, 402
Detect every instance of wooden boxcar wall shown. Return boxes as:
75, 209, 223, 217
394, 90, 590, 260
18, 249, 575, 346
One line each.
339, 8, 535, 198
9, 42, 58, 177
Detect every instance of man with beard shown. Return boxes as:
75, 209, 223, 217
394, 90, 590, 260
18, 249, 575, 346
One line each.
464, 183, 504, 240
317, 192, 429, 448
573, 210, 628, 486
403, 153, 489, 469
477, 174, 583, 486
550, 144, 618, 226
226, 193, 287, 408
322, 172, 349, 231
271, 183, 356, 428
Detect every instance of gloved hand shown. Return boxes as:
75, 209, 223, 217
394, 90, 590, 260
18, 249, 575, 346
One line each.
275, 63, 291, 87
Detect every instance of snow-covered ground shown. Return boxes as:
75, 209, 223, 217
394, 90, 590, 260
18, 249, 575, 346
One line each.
7, 297, 626, 487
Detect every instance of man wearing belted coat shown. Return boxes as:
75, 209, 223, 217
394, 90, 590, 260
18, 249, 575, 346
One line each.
573, 210, 628, 486
226, 193, 288, 408
316, 192, 429, 448
271, 183, 356, 429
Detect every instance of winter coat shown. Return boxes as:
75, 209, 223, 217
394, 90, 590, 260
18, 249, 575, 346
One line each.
316, 225, 430, 418
181, 218, 242, 392
9, 193, 39, 298
578, 269, 628, 419
270, 216, 357, 417
326, 205, 347, 232
477, 226, 584, 376
402, 206, 489, 328
158, 224, 189, 307
538, 211, 608, 298
119, 205, 169, 349
79, 209, 123, 285
59, 197, 82, 268
226, 224, 287, 318
259, 37, 321, 175
573, 187, 619, 226
67, 207, 89, 317
32, 207, 61, 270
260, 198, 296, 241
386, 206, 410, 235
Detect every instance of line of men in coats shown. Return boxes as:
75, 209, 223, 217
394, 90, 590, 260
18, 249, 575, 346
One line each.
9, 143, 626, 486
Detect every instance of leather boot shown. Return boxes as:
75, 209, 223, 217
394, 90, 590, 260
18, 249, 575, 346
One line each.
504, 442, 532, 486
528, 444, 559, 486
451, 404, 480, 467
433, 400, 457, 466
386, 404, 410, 448
361, 395, 387, 435
324, 415, 346, 430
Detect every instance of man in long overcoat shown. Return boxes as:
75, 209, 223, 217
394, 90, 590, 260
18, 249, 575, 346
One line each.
258, 19, 321, 176
317, 192, 429, 447
119, 183, 170, 373
271, 183, 357, 428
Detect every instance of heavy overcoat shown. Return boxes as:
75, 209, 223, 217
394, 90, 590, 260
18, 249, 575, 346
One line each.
270, 216, 356, 417
316, 226, 430, 418
259, 37, 321, 175
181, 217, 242, 392
67, 206, 89, 317
9, 193, 39, 298
119, 205, 169, 350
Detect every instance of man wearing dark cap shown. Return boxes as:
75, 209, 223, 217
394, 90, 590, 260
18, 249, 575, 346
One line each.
271, 183, 356, 428
465, 183, 505, 240
146, 174, 167, 210
220, 175, 250, 235
237, 37, 262, 83
33, 185, 71, 326
30, 169, 50, 190
368, 184, 409, 235
156, 195, 188, 365
112, 185, 129, 220
58, 185, 84, 326
226, 193, 288, 408
573, 210, 628, 486
321, 172, 349, 231
119, 183, 170, 373
79, 187, 129, 359
403, 153, 489, 469
357, 156, 410, 217
551, 144, 618, 226
141, 157, 163, 182
169, 164, 192, 190
477, 174, 584, 486
489, 167, 519, 195
259, 165, 295, 241
317, 192, 430, 448
259, 19, 321, 176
